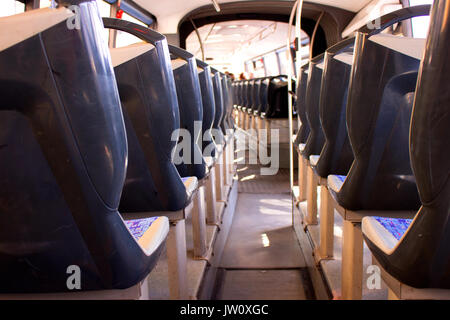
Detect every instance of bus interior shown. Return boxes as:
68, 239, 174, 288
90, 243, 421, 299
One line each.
0, 0, 448, 301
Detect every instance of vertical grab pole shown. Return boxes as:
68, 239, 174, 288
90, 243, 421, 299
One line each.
287, 2, 297, 201
287, 1, 303, 221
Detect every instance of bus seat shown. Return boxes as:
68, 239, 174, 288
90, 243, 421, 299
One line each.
213, 72, 235, 194
234, 80, 243, 127
237, 80, 244, 108
257, 77, 270, 117
220, 73, 234, 135
363, 0, 450, 292
242, 80, 248, 111
226, 76, 236, 131
314, 38, 355, 180
220, 74, 236, 164
320, 5, 432, 300
242, 78, 254, 130
197, 59, 217, 159
105, 20, 204, 298
297, 56, 324, 210
301, 54, 325, 159
252, 78, 262, 116
255, 77, 270, 141
293, 64, 310, 150
211, 68, 225, 143
243, 78, 255, 133
303, 39, 355, 222
247, 78, 261, 133
207, 68, 231, 211
329, 35, 425, 211
242, 79, 250, 128
0, 4, 166, 295
109, 43, 192, 213
265, 75, 291, 119
196, 60, 228, 229
169, 45, 207, 181
247, 79, 255, 113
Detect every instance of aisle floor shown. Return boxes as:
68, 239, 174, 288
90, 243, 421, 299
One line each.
214, 153, 314, 300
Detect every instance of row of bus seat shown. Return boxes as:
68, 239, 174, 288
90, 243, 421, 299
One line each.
232, 75, 295, 170
232, 75, 294, 130
0, 0, 236, 299
233, 76, 291, 118
294, 2, 449, 299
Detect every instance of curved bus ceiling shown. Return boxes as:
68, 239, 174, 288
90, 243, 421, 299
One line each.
133, 1, 405, 57
134, 0, 375, 34
135, 0, 405, 59
185, 19, 309, 73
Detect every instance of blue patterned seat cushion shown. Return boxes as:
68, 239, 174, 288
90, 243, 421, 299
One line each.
374, 217, 413, 241
181, 177, 190, 184
181, 176, 198, 197
125, 217, 159, 241
328, 175, 347, 193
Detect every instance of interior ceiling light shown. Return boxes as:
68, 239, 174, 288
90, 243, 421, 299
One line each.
211, 0, 221, 12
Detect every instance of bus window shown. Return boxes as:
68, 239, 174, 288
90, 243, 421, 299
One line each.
253, 58, 265, 77
245, 61, 253, 76
95, 0, 112, 46
39, 0, 54, 8
96, 0, 112, 17
0, 0, 24, 18
409, 0, 432, 38
277, 49, 288, 75
264, 52, 279, 76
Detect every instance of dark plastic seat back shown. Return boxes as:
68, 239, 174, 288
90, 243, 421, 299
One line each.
302, 55, 325, 157
365, 2, 449, 289
169, 46, 206, 180
220, 73, 231, 132
336, 32, 423, 210
104, 19, 189, 212
236, 80, 243, 106
232, 81, 238, 106
242, 80, 248, 108
265, 75, 289, 118
252, 78, 262, 114
223, 75, 235, 130
294, 64, 310, 146
211, 68, 225, 142
258, 77, 270, 116
0, 4, 159, 293
315, 39, 355, 178
247, 79, 255, 111
197, 60, 217, 156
